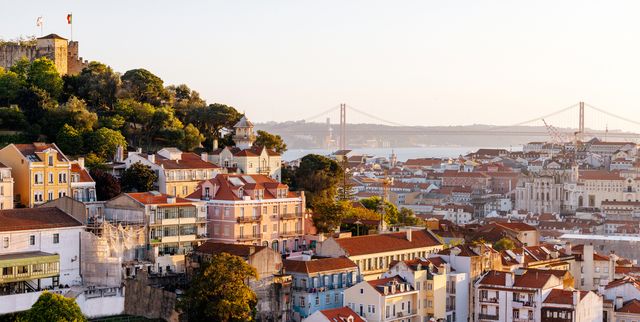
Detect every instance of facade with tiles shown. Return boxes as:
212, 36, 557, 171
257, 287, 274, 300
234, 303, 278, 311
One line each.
285, 257, 360, 321
188, 173, 305, 254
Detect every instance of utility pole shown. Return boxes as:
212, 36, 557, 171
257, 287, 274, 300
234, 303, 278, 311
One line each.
340, 103, 346, 151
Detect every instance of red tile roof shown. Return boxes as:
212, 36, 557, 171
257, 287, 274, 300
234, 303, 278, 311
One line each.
478, 270, 507, 286
367, 275, 414, 295
319, 307, 366, 322
0, 207, 82, 232
619, 299, 640, 314
334, 230, 442, 256
127, 192, 193, 205
71, 164, 94, 183
155, 152, 219, 169
579, 170, 624, 181
284, 257, 357, 274
187, 174, 292, 201
13, 143, 68, 162
195, 242, 268, 258
543, 289, 588, 305
404, 158, 442, 167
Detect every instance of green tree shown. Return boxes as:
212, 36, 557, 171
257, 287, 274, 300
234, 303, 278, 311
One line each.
56, 124, 84, 155
0, 67, 24, 105
99, 114, 126, 130
337, 159, 355, 201
166, 84, 206, 121
0, 106, 28, 130
294, 154, 341, 208
27, 58, 64, 99
187, 103, 242, 150
114, 98, 156, 146
178, 253, 258, 322
88, 127, 127, 159
181, 123, 204, 151
17, 86, 57, 124
493, 237, 516, 251
90, 169, 121, 200
9, 57, 31, 81
254, 130, 287, 153
120, 162, 158, 192
398, 207, 421, 226
45, 96, 98, 138
312, 200, 350, 233
360, 196, 400, 224
120, 68, 169, 106
84, 153, 106, 170
74, 61, 121, 111
22, 291, 86, 322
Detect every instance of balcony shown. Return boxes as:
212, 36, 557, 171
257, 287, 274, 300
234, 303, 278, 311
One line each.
280, 213, 303, 220
0, 251, 60, 284
257, 167, 271, 174
237, 234, 262, 241
237, 215, 262, 223
513, 300, 535, 308
480, 297, 498, 304
280, 230, 303, 237
384, 309, 418, 321
478, 313, 499, 321
513, 318, 535, 322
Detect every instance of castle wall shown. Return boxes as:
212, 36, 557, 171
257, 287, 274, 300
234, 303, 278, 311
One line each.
0, 38, 88, 76
67, 41, 89, 75
0, 45, 39, 71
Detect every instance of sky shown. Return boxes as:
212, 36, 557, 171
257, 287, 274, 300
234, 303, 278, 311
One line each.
4, 1, 640, 131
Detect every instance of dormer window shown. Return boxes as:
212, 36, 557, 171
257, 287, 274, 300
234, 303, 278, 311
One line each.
48, 155, 54, 166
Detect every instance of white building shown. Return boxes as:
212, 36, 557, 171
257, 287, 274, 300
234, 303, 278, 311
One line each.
0, 207, 83, 314
344, 275, 418, 322
0, 162, 13, 209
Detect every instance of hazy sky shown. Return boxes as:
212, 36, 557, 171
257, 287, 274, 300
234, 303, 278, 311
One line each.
4, 1, 640, 131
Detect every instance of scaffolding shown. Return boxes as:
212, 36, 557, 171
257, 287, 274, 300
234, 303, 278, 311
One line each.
81, 222, 147, 287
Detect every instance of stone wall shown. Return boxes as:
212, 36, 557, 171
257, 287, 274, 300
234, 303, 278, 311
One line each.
124, 273, 180, 322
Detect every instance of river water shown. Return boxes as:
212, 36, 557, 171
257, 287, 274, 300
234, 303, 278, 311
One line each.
282, 146, 522, 162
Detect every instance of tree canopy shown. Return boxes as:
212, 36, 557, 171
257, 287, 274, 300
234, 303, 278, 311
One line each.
21, 291, 86, 322
90, 169, 121, 201
120, 162, 158, 192
291, 154, 342, 208
178, 252, 258, 322
493, 237, 516, 251
254, 130, 287, 153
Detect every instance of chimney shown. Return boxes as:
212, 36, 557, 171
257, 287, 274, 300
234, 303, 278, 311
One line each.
406, 229, 412, 242
505, 272, 513, 287
148, 154, 156, 163
77, 157, 85, 169
137, 148, 142, 154
573, 290, 580, 306
616, 296, 624, 310
564, 242, 572, 254
167, 196, 176, 204
213, 138, 219, 150
201, 152, 208, 162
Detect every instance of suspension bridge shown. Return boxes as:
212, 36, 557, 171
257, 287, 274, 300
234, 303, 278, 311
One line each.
265, 102, 640, 150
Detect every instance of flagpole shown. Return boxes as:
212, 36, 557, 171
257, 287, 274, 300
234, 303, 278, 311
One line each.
40, 15, 43, 36
70, 12, 73, 41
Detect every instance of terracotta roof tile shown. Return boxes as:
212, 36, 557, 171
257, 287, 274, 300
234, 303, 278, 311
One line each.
0, 208, 82, 232
319, 307, 366, 322
127, 192, 192, 205
619, 299, 640, 314
334, 230, 442, 256
71, 163, 94, 183
284, 257, 357, 274
367, 275, 414, 295
155, 153, 219, 169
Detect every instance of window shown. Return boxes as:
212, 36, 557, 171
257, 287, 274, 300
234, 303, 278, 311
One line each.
315, 296, 320, 305
49, 173, 54, 183
48, 155, 54, 166
2, 237, 8, 248
360, 288, 364, 294
326, 294, 330, 304
53, 233, 59, 244
273, 205, 278, 214
29, 235, 35, 246
300, 297, 305, 307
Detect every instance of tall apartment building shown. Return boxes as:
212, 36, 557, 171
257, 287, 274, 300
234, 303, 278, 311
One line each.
0, 143, 71, 207
188, 173, 305, 254
104, 192, 208, 273
344, 275, 419, 322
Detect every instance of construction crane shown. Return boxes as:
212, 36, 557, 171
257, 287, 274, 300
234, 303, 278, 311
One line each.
542, 119, 568, 145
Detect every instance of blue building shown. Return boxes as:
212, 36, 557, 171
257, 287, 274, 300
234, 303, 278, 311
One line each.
284, 257, 361, 321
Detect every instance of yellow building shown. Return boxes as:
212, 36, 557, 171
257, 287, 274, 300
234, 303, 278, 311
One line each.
0, 143, 71, 208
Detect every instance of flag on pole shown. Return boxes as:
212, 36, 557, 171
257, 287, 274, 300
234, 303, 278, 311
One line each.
36, 16, 43, 27
67, 13, 72, 24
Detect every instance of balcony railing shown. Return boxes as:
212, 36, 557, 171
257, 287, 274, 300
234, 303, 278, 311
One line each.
280, 213, 303, 220
513, 318, 535, 322
237, 215, 262, 223
478, 313, 499, 321
480, 297, 498, 303
237, 234, 262, 241
280, 230, 303, 237
513, 300, 534, 308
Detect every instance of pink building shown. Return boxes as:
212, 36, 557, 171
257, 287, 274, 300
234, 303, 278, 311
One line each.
187, 174, 306, 254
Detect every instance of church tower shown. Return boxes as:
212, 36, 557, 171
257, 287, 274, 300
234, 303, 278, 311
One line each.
233, 116, 256, 149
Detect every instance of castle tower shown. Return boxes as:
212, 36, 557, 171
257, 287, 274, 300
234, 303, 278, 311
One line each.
233, 116, 256, 149
36, 34, 68, 75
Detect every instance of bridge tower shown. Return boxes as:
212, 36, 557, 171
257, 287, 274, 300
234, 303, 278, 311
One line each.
339, 103, 347, 150
578, 101, 585, 142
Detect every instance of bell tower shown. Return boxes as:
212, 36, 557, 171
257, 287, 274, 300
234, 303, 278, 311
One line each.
233, 116, 256, 149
